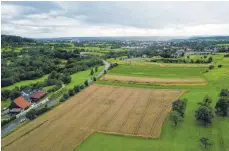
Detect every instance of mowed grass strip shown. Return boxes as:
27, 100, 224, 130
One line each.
1, 66, 104, 91
108, 58, 209, 67
66, 65, 104, 89
102, 75, 207, 85
108, 64, 206, 79
2, 75, 48, 90
2, 85, 183, 151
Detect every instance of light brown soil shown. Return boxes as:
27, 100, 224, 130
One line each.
102, 75, 207, 85
2, 84, 184, 151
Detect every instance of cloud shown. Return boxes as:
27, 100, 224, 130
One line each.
1, 1, 229, 38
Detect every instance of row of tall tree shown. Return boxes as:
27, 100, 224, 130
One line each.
169, 99, 188, 126
169, 89, 229, 127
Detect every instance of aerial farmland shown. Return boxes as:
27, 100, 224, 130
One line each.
1, 1, 229, 151
2, 84, 184, 151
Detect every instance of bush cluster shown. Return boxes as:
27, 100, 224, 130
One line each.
169, 99, 188, 126
108, 63, 118, 70
60, 84, 85, 102
151, 57, 213, 64
195, 96, 214, 125
1, 116, 16, 126
26, 105, 50, 120
215, 89, 229, 116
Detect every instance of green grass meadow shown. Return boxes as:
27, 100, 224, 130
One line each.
77, 53, 229, 151
66, 65, 104, 89
108, 64, 206, 79
216, 44, 229, 46
2, 75, 49, 90
1, 99, 11, 110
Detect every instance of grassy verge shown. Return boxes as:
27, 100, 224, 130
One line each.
66, 65, 104, 89
2, 75, 48, 90
43, 85, 55, 92
97, 80, 206, 90
107, 64, 206, 79
1, 99, 11, 110
216, 44, 229, 46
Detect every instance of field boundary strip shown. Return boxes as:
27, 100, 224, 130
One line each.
101, 75, 208, 86
94, 130, 158, 139
68, 87, 125, 149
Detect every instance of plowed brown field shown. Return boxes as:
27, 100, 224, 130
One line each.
102, 74, 207, 85
2, 84, 184, 151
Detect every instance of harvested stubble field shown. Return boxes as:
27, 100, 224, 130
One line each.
2, 84, 184, 151
102, 75, 207, 85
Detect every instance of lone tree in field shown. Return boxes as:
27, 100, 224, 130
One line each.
209, 65, 214, 70
200, 137, 212, 148
90, 69, 94, 75
172, 99, 187, 117
169, 111, 182, 126
215, 97, 229, 117
195, 96, 214, 125
207, 56, 213, 63
218, 64, 222, 68
195, 106, 214, 125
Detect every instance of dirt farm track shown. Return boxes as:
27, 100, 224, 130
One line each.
2, 84, 184, 151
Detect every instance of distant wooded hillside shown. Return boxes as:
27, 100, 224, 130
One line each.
1, 35, 35, 47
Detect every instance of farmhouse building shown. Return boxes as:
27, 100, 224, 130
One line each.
9, 96, 31, 113
31, 90, 47, 102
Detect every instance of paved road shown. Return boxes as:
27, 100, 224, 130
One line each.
1, 59, 110, 137
87, 59, 110, 84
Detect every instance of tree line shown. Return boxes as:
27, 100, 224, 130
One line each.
151, 56, 213, 64
2, 47, 102, 87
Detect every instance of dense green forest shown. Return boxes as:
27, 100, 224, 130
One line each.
1, 35, 36, 47
1, 35, 103, 103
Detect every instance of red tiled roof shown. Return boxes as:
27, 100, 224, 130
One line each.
31, 91, 46, 99
14, 96, 31, 109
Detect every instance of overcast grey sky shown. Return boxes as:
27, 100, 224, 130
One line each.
1, 1, 229, 38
